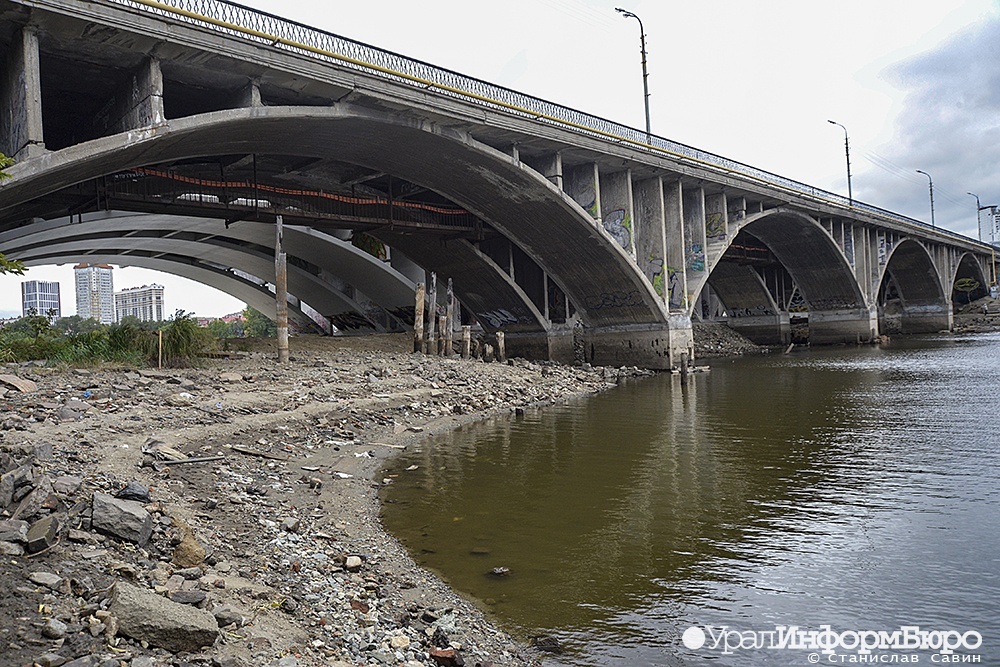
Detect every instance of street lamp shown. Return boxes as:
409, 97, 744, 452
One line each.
616, 7, 651, 144
968, 192, 982, 241
827, 120, 853, 206
916, 170, 935, 228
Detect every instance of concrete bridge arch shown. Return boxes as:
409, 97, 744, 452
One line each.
0, 104, 674, 363
693, 208, 874, 345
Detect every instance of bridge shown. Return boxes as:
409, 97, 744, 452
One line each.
0, 0, 994, 369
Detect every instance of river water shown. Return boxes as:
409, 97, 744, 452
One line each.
381, 333, 1000, 665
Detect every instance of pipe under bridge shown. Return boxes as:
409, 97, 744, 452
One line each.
0, 0, 994, 368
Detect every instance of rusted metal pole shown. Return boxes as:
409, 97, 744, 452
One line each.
413, 282, 425, 354
275, 215, 289, 364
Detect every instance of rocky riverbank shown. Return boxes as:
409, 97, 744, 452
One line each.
0, 334, 655, 667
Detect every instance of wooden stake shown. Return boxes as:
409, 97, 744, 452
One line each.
275, 215, 289, 364
437, 315, 447, 356
445, 278, 455, 356
495, 331, 506, 363
413, 282, 425, 353
461, 325, 471, 359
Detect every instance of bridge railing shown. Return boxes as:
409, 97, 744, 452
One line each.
106, 0, 980, 246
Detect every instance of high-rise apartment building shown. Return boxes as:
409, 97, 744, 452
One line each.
74, 263, 115, 324
21, 280, 61, 319
115, 284, 165, 322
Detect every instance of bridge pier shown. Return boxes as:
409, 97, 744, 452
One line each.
727, 313, 791, 346
809, 308, 879, 344
581, 319, 692, 370
898, 304, 953, 334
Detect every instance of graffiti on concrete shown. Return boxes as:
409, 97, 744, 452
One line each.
572, 183, 599, 218
667, 266, 684, 310
844, 232, 855, 267
478, 308, 520, 329
329, 312, 377, 331
706, 212, 726, 240
645, 255, 665, 298
728, 304, 775, 318
603, 208, 632, 250
584, 290, 643, 310
687, 242, 705, 272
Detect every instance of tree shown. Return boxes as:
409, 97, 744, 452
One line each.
954, 278, 981, 305
0, 153, 26, 275
243, 306, 276, 337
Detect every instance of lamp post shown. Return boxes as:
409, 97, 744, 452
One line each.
916, 170, 935, 228
827, 120, 853, 206
968, 192, 983, 241
616, 7, 651, 144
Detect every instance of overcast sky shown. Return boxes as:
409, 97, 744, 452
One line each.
2, 0, 998, 318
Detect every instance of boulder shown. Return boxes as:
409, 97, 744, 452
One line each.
91, 493, 152, 546
109, 582, 219, 653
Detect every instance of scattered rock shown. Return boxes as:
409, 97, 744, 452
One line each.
0, 374, 37, 393
109, 582, 219, 653
91, 492, 153, 546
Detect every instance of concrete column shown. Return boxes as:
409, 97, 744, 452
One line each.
900, 304, 952, 334
0, 27, 45, 160
705, 192, 728, 245
683, 186, 707, 291
663, 180, 688, 311
523, 152, 563, 190
727, 196, 747, 236
564, 163, 601, 219
633, 176, 668, 303
93, 57, 164, 137
582, 324, 674, 370
599, 170, 636, 257
810, 308, 877, 344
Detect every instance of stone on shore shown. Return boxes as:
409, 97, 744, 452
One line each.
109, 582, 219, 652
91, 492, 153, 546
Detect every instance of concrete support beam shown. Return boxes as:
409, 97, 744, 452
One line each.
564, 162, 601, 219
663, 180, 688, 311
0, 27, 45, 160
94, 57, 164, 136
598, 170, 636, 257
230, 80, 262, 108
633, 176, 668, 303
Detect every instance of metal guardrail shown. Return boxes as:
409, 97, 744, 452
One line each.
104, 0, 982, 246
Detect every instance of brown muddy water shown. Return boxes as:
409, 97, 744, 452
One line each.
381, 333, 1000, 665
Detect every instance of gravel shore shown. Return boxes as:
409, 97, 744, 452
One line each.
0, 333, 655, 667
